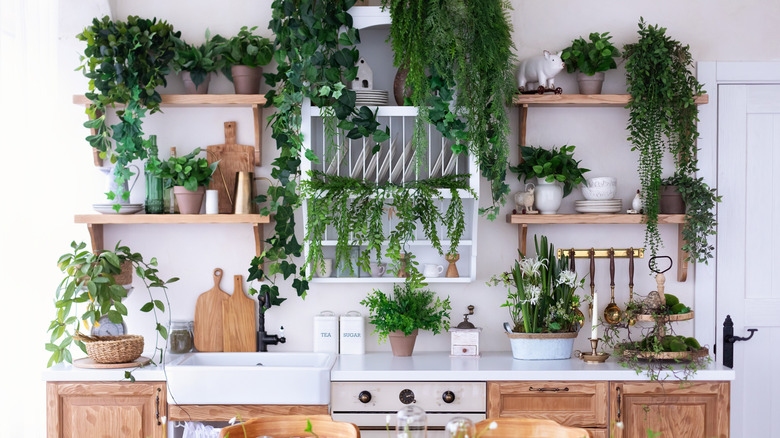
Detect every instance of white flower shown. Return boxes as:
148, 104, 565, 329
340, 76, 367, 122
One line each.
557, 270, 578, 288
229, 417, 237, 426
615, 421, 624, 429
518, 257, 546, 278
161, 416, 167, 425
386, 415, 391, 425
489, 421, 498, 430
523, 284, 542, 305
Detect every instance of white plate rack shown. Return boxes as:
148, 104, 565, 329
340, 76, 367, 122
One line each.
301, 99, 479, 283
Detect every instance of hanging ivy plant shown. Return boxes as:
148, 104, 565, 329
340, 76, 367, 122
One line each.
249, 0, 388, 304
77, 16, 180, 210
623, 18, 711, 262
381, 0, 516, 219
302, 172, 474, 287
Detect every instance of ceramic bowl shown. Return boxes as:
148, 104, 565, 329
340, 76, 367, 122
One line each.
582, 177, 617, 200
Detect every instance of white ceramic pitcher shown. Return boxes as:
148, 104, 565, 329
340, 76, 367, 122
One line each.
98, 164, 139, 204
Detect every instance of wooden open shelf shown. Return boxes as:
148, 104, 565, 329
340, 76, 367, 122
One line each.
513, 93, 709, 107
75, 214, 270, 257
73, 94, 266, 166
506, 213, 689, 282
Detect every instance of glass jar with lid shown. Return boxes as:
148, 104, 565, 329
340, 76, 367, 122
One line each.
169, 320, 193, 354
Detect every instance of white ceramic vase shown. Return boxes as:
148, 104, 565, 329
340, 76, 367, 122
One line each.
534, 178, 563, 214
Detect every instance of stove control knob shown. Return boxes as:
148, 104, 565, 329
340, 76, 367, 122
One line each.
399, 389, 416, 404
358, 391, 372, 404
442, 390, 456, 404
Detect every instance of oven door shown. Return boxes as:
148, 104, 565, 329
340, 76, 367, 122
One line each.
332, 413, 487, 438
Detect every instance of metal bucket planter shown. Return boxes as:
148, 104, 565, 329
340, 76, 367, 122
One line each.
504, 323, 577, 360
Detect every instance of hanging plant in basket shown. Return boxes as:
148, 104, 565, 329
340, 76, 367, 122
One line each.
382, 0, 517, 219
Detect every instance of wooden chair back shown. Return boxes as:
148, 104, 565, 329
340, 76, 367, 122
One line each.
475, 418, 589, 438
218, 415, 360, 438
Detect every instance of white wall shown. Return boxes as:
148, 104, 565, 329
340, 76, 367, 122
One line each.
5, 0, 780, 435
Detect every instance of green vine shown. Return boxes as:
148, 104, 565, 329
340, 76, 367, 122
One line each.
301, 172, 473, 288
624, 18, 706, 262
661, 173, 722, 263
249, 0, 389, 303
77, 16, 179, 210
382, 0, 516, 219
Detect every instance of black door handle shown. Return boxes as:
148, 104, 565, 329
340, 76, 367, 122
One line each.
723, 315, 758, 368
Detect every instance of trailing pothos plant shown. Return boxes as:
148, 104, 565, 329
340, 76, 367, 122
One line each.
77, 16, 180, 210
661, 173, 721, 263
48, 241, 177, 381
382, 0, 517, 219
624, 18, 709, 263
301, 172, 474, 287
249, 0, 389, 304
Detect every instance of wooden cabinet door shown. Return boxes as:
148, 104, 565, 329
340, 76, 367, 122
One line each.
47, 381, 167, 438
610, 381, 730, 438
487, 381, 608, 428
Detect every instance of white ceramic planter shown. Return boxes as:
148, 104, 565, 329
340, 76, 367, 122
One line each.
534, 178, 563, 214
505, 330, 577, 360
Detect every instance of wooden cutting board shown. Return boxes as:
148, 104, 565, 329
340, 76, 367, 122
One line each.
207, 121, 256, 214
222, 275, 257, 352
194, 268, 230, 352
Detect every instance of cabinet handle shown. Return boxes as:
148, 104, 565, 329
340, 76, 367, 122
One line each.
616, 386, 622, 422
156, 388, 162, 426
528, 386, 569, 392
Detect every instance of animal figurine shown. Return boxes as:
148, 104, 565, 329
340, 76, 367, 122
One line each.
514, 183, 536, 214
517, 50, 565, 91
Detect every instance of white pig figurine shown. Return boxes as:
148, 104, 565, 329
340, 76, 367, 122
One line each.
517, 50, 565, 90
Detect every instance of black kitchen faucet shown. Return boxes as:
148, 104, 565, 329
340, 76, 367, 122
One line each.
257, 289, 286, 352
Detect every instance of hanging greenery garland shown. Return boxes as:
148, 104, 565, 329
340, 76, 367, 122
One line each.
249, 0, 388, 303
381, 0, 516, 219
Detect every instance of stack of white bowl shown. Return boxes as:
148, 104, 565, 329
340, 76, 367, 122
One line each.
576, 177, 621, 213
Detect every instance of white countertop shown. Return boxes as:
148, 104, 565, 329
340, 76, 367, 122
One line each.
42, 362, 166, 382
331, 352, 736, 382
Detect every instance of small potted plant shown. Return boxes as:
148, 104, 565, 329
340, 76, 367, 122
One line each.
510, 145, 590, 214
659, 173, 721, 263
47, 241, 177, 368
221, 26, 273, 94
488, 235, 584, 360
172, 30, 227, 94
561, 32, 621, 94
156, 148, 218, 214
361, 283, 451, 356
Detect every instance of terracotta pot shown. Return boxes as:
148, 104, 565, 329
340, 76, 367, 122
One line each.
577, 71, 605, 95
114, 260, 134, 285
173, 186, 206, 214
231, 65, 262, 94
182, 71, 211, 94
393, 67, 412, 105
659, 185, 685, 214
389, 329, 418, 356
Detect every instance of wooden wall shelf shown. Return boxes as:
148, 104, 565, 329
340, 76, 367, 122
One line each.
73, 94, 266, 165
75, 214, 270, 257
513, 94, 709, 107
506, 214, 689, 282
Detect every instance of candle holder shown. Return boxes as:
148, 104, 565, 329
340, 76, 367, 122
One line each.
581, 338, 610, 363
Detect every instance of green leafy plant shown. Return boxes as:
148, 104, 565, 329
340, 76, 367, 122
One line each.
47, 242, 178, 379
661, 173, 721, 263
562, 32, 621, 76
77, 16, 180, 209
172, 29, 227, 87
248, 0, 389, 305
510, 145, 590, 197
382, 0, 517, 218
302, 172, 473, 287
221, 26, 273, 70
489, 235, 584, 333
361, 283, 452, 342
623, 19, 707, 261
155, 148, 218, 191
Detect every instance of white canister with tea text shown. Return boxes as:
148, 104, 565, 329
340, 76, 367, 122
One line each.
339, 311, 365, 354
313, 311, 339, 353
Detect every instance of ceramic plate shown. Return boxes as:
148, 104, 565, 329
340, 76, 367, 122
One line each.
430, 149, 444, 177
443, 150, 459, 175
391, 140, 414, 183
93, 204, 144, 214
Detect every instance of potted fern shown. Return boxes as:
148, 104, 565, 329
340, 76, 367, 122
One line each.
361, 284, 451, 356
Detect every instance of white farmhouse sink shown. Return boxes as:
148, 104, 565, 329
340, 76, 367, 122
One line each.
165, 352, 336, 405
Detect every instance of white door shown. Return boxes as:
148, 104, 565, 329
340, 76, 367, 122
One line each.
717, 84, 780, 437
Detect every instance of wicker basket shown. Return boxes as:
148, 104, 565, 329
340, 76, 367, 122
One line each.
114, 260, 134, 285
84, 335, 144, 364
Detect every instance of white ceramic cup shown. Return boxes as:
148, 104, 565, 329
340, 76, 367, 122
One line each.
317, 259, 333, 278
582, 177, 617, 200
369, 262, 386, 277
423, 264, 444, 278
205, 190, 219, 214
